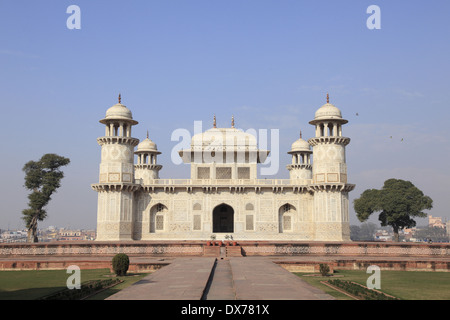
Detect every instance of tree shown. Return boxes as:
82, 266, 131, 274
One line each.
319, 264, 330, 276
22, 153, 70, 242
112, 253, 130, 276
353, 179, 433, 242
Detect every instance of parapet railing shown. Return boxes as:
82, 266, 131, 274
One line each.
139, 178, 311, 186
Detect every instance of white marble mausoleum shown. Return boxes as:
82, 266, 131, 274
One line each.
92, 94, 355, 241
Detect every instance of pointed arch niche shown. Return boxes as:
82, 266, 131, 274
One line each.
149, 203, 168, 233
279, 203, 296, 233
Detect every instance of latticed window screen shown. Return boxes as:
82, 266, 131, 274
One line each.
193, 215, 201, 230
156, 215, 164, 230
283, 216, 291, 231
216, 167, 232, 179
238, 167, 250, 179
197, 167, 210, 179
246, 215, 254, 231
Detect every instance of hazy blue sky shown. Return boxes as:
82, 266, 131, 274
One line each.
1, 1, 449, 230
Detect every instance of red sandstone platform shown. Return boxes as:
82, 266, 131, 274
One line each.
0, 240, 449, 272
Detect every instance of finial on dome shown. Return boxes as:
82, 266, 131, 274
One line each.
231, 115, 235, 128
118, 93, 121, 104
146, 130, 149, 139
300, 130, 302, 139
326, 93, 329, 104
213, 115, 216, 128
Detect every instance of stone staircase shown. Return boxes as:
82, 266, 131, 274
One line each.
203, 243, 242, 257
226, 245, 242, 257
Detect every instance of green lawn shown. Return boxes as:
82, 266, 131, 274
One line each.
0, 269, 147, 300
2, 268, 449, 300
296, 269, 450, 300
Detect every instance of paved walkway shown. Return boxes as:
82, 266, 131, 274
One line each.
106, 257, 216, 300
203, 259, 236, 300
106, 257, 334, 300
230, 257, 333, 300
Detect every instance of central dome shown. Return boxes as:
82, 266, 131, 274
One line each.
178, 116, 270, 163
191, 127, 258, 151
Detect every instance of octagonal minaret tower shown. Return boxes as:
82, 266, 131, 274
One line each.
134, 131, 162, 184
92, 94, 140, 241
308, 94, 355, 241
287, 130, 312, 184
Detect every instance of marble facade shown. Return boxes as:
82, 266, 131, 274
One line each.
92, 94, 355, 241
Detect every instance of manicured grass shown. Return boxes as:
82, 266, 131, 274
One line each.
85, 273, 147, 300
295, 274, 355, 300
296, 269, 450, 300
0, 269, 147, 300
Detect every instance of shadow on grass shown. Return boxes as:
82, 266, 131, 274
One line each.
0, 286, 66, 300
84, 273, 149, 300
0, 268, 149, 300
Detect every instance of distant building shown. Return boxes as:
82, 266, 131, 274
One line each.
58, 230, 82, 241
0, 228, 95, 243
429, 215, 446, 229
447, 221, 450, 238
56, 229, 95, 241
374, 229, 392, 242
0, 230, 27, 243
402, 227, 415, 242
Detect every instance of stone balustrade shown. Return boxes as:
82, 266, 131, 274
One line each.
0, 241, 449, 258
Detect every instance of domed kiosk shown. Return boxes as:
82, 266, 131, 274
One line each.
134, 132, 162, 184
286, 131, 312, 182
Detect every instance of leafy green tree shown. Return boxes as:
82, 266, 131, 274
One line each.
319, 264, 330, 276
112, 253, 130, 276
353, 179, 433, 242
22, 154, 70, 242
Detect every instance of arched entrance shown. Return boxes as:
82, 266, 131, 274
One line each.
213, 204, 234, 233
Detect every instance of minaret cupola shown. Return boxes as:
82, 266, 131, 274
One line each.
99, 94, 138, 137
287, 131, 312, 182
309, 93, 348, 138
135, 131, 162, 183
